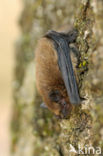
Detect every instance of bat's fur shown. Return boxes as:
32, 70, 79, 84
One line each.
35, 37, 79, 118
35, 28, 79, 118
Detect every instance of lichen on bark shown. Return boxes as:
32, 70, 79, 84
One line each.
11, 0, 103, 155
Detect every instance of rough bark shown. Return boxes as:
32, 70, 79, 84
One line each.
11, 0, 103, 155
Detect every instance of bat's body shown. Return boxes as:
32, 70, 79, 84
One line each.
35, 29, 81, 118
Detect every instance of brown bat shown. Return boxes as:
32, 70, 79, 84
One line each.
35, 29, 81, 119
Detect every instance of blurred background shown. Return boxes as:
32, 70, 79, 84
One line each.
0, 0, 22, 155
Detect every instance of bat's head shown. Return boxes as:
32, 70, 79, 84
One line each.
49, 90, 72, 119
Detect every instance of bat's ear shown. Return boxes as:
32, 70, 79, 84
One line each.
40, 102, 48, 109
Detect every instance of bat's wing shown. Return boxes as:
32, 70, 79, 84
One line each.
45, 30, 81, 105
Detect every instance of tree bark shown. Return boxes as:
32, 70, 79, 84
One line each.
12, 0, 103, 155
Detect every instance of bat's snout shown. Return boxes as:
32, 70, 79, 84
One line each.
60, 99, 72, 119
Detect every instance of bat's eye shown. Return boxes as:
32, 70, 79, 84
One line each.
49, 90, 62, 103
62, 101, 66, 106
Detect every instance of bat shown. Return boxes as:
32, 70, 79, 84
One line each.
35, 29, 81, 119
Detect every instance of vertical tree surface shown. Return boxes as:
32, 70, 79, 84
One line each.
12, 0, 103, 155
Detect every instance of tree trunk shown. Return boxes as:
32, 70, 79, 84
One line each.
11, 0, 103, 155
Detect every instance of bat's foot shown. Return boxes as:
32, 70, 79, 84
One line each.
45, 29, 78, 44
65, 29, 78, 43
70, 46, 80, 58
